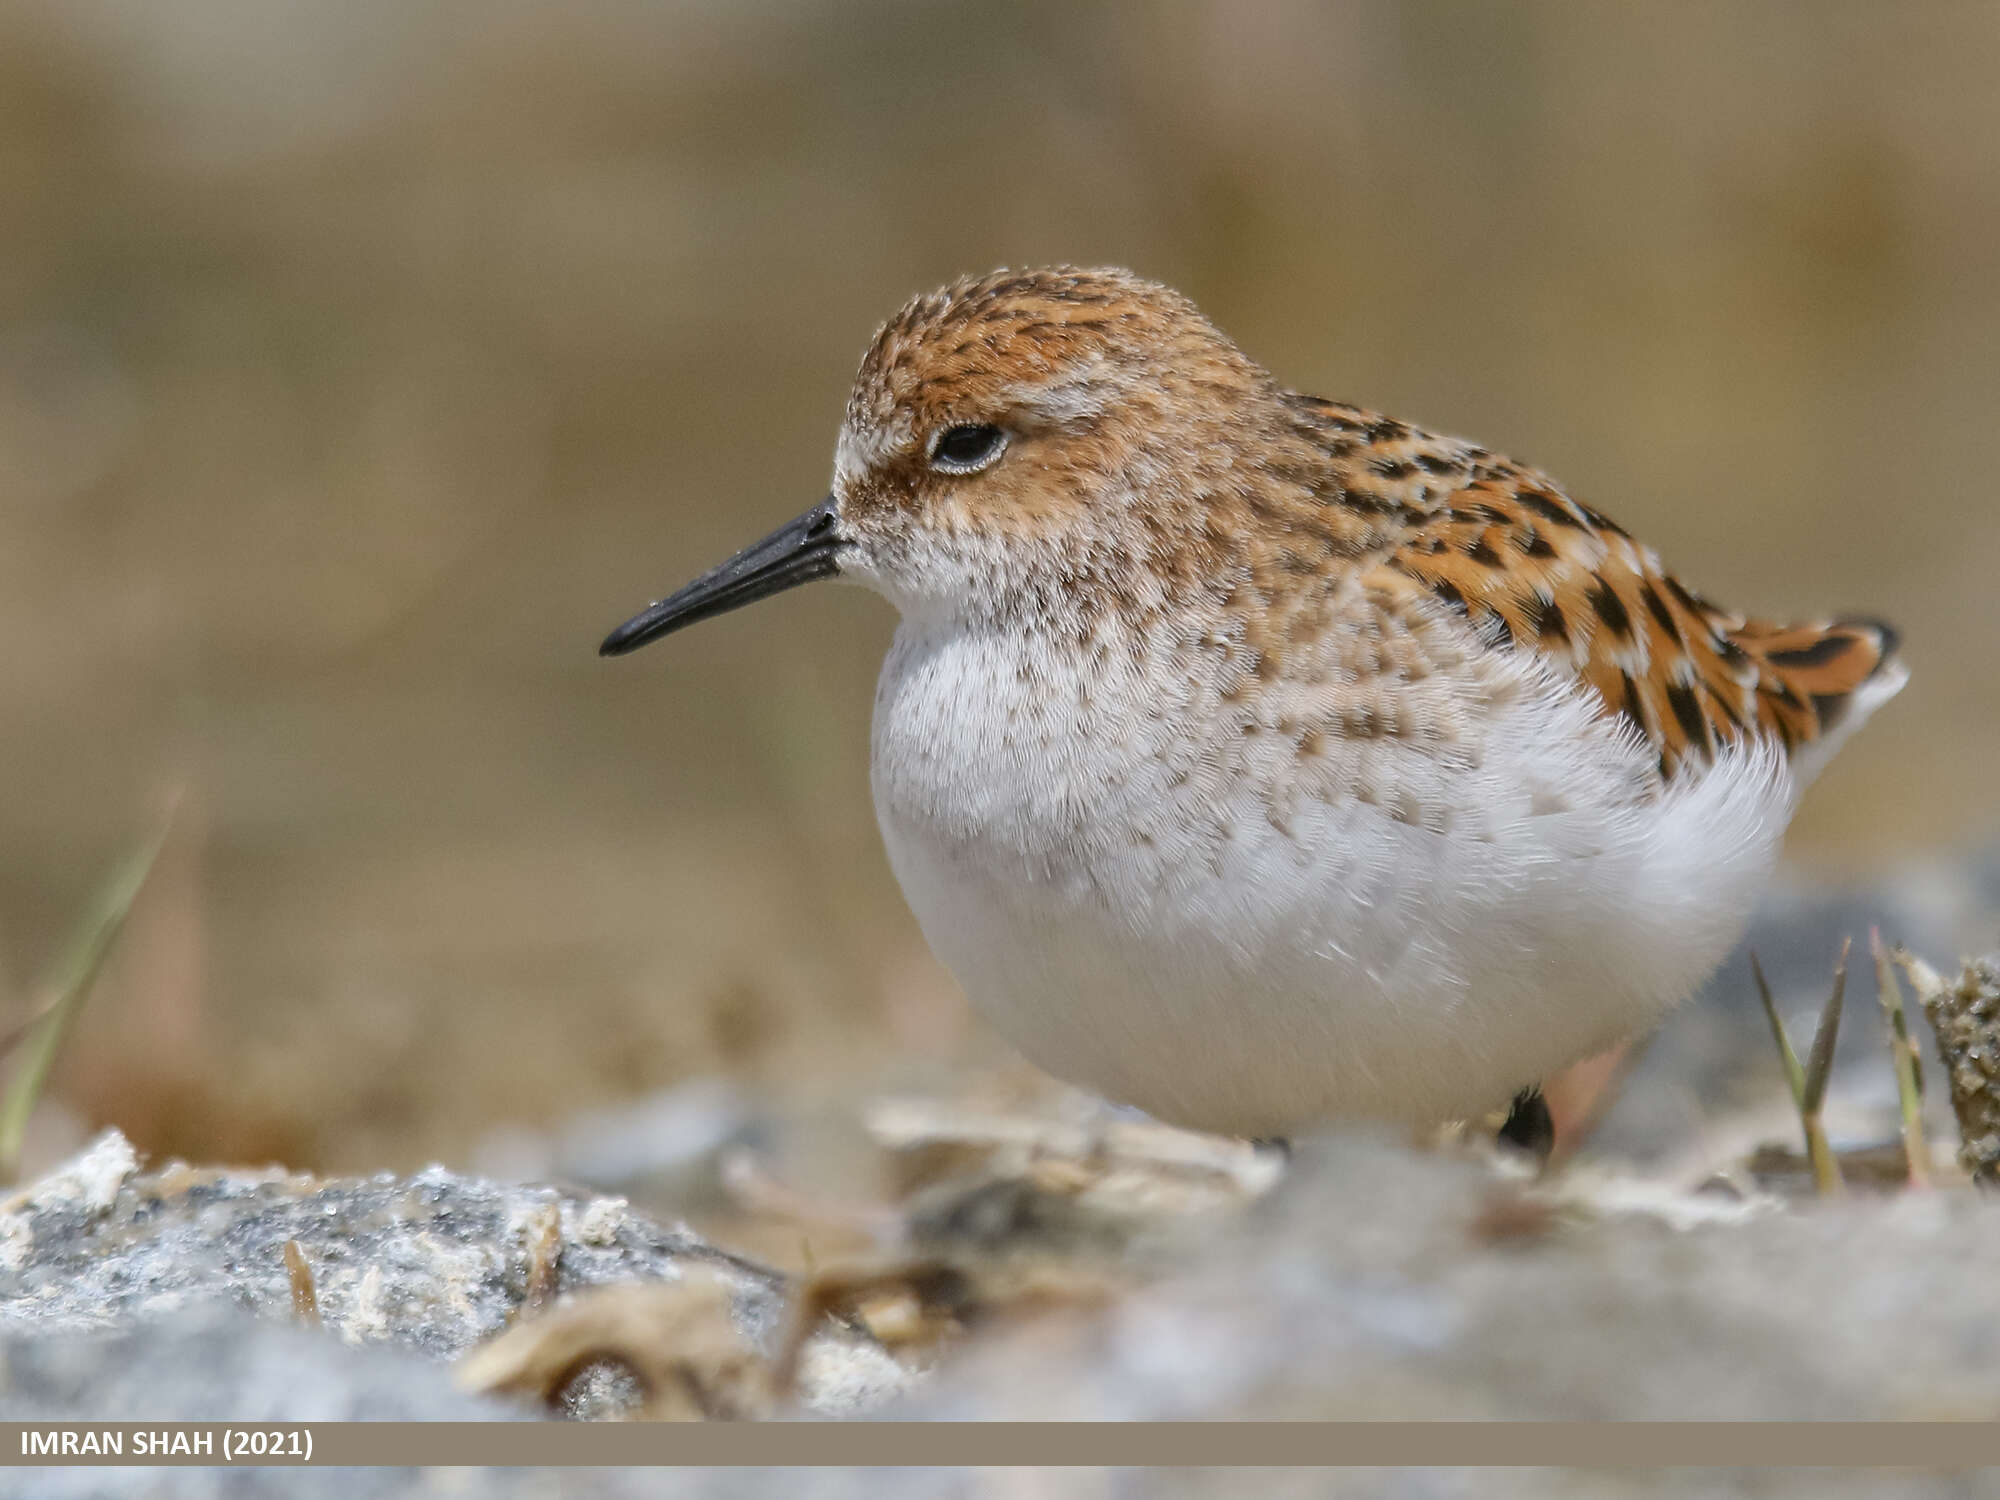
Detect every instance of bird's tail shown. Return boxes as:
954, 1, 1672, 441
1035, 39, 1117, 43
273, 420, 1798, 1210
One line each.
1725, 615, 1906, 785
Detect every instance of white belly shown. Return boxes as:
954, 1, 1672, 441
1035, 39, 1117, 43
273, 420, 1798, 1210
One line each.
869, 619, 1796, 1137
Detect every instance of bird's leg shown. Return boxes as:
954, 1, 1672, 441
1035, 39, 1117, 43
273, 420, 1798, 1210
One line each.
1495, 1087, 1555, 1163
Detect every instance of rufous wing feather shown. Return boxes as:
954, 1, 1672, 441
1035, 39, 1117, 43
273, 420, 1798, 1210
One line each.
1295, 403, 1906, 781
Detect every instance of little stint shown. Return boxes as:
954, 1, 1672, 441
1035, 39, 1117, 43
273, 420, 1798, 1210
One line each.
602, 267, 1906, 1143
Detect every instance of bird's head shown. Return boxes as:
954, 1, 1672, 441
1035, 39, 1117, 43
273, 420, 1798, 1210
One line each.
600, 266, 1282, 656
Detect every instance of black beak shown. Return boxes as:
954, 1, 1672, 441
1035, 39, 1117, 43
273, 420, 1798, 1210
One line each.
599, 497, 842, 657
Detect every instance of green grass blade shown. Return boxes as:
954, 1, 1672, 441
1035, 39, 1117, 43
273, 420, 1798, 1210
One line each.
1801, 938, 1849, 1116
1750, 951, 1807, 1108
1872, 927, 1930, 1187
0, 819, 172, 1181
1800, 938, 1850, 1197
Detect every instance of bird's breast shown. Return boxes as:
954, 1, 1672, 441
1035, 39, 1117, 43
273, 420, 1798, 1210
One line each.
868, 622, 1176, 903
862, 611, 1796, 1135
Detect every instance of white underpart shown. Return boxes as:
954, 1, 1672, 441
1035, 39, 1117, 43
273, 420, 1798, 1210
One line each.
869, 611, 1810, 1137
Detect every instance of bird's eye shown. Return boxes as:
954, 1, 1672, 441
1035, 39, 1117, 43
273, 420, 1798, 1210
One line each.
929, 424, 1008, 475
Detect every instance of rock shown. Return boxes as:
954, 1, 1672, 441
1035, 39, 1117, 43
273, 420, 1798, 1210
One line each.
3, 1120, 1996, 1499
895, 1130, 2000, 1422
0, 1128, 776, 1359
0, 1306, 521, 1422
0, 1130, 911, 1421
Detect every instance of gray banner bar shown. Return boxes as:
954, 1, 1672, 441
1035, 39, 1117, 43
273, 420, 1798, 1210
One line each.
3, 1422, 1997, 1467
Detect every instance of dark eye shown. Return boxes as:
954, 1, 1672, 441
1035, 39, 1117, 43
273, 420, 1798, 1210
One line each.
929, 423, 1008, 474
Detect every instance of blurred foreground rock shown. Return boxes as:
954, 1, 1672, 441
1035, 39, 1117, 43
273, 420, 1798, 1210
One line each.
8, 1111, 2000, 1426
902, 1131, 2000, 1421
3, 1106, 2000, 1496
0, 1130, 909, 1422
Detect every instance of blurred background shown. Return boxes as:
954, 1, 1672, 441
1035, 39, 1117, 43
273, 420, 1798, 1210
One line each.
1, 2, 1995, 1233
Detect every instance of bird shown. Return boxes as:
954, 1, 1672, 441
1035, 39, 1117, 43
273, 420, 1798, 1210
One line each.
601, 266, 1906, 1146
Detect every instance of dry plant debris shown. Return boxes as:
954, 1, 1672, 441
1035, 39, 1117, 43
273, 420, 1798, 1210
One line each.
456, 1274, 774, 1421
282, 1239, 320, 1326
715, 1096, 1290, 1401
521, 1202, 565, 1317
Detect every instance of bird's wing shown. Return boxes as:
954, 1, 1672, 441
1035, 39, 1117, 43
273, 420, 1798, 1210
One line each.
1290, 396, 1903, 780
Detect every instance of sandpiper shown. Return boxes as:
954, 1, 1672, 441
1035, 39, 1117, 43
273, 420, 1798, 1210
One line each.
602, 267, 1905, 1143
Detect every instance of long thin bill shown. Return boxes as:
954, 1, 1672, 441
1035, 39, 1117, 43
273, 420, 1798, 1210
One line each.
598, 496, 841, 657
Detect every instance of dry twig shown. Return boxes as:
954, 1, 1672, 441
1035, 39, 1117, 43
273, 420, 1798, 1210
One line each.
458, 1275, 772, 1421
522, 1203, 564, 1317
282, 1240, 321, 1326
